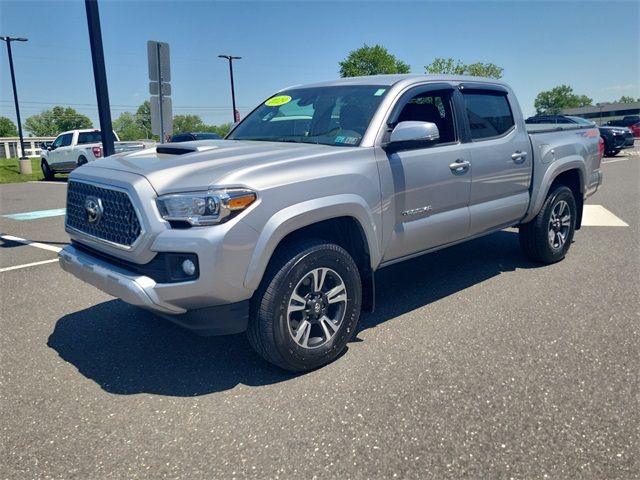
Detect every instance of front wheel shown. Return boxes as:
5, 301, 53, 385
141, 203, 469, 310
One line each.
247, 240, 362, 372
519, 185, 577, 264
41, 159, 54, 180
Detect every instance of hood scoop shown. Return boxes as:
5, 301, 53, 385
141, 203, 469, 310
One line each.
156, 144, 218, 156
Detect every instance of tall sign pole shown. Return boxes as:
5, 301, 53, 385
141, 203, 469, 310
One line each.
0, 36, 30, 173
148, 41, 172, 142
218, 55, 242, 123
85, 0, 115, 157
156, 43, 164, 142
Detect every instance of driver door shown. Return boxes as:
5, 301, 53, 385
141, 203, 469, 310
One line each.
47, 134, 65, 168
380, 86, 471, 262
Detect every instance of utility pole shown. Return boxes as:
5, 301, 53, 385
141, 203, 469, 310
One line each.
218, 55, 242, 123
0, 36, 30, 174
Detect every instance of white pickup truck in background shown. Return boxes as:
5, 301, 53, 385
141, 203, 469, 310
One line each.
40, 129, 149, 180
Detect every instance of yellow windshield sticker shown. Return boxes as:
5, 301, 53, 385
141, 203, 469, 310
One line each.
265, 95, 292, 107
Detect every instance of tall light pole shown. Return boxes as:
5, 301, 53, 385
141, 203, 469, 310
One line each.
218, 54, 241, 123
0, 36, 30, 174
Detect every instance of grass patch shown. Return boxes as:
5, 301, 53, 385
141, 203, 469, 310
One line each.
0, 158, 43, 184
0, 158, 68, 184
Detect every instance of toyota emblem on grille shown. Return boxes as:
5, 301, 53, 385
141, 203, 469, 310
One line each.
84, 196, 104, 224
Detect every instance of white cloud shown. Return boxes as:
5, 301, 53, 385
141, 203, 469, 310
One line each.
601, 84, 639, 92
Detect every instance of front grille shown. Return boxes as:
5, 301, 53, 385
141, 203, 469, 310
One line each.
66, 181, 142, 247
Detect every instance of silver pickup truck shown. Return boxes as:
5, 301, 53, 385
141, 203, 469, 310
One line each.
59, 75, 602, 371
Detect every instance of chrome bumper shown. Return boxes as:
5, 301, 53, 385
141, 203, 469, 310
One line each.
58, 244, 186, 314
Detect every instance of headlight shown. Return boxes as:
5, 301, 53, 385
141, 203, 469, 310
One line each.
156, 188, 257, 226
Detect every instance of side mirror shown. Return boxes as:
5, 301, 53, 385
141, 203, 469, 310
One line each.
47, 146, 53, 151
383, 121, 440, 153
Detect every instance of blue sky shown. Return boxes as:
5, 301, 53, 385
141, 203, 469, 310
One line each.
1, 0, 639, 133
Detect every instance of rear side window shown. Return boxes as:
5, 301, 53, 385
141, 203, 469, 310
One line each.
462, 92, 514, 140
77, 131, 102, 144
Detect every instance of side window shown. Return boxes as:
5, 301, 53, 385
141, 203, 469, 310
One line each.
52, 135, 64, 148
77, 131, 102, 144
462, 92, 515, 140
395, 89, 457, 144
60, 133, 73, 147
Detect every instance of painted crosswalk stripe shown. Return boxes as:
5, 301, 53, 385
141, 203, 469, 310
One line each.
3, 208, 66, 220
0, 234, 63, 252
0, 259, 59, 273
582, 205, 628, 227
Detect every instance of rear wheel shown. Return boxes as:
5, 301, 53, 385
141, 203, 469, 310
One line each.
77, 155, 88, 167
519, 185, 577, 264
247, 240, 362, 371
41, 159, 54, 180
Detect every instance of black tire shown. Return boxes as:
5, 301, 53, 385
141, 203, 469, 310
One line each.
77, 155, 88, 167
519, 185, 577, 264
247, 240, 362, 372
610, 149, 620, 157
41, 159, 54, 180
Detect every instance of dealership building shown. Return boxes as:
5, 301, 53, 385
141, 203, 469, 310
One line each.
562, 101, 640, 125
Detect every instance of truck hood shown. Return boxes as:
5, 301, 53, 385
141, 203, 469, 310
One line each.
82, 139, 342, 195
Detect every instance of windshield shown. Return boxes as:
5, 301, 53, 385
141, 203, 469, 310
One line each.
227, 85, 389, 147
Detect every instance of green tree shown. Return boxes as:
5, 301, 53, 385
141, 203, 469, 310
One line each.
618, 95, 639, 103
173, 114, 207, 133
25, 106, 92, 136
205, 122, 233, 137
24, 110, 56, 136
339, 44, 410, 77
534, 85, 592, 115
424, 57, 503, 78
113, 112, 145, 140
0, 117, 18, 136
135, 101, 152, 138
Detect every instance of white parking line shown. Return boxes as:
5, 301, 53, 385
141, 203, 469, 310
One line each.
0, 234, 62, 253
0, 259, 59, 273
602, 158, 631, 165
582, 205, 629, 227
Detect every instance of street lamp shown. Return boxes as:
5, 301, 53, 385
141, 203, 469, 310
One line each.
218, 54, 241, 123
0, 36, 30, 174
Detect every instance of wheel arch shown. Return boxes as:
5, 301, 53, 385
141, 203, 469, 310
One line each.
243, 196, 380, 312
524, 159, 586, 227
549, 169, 583, 229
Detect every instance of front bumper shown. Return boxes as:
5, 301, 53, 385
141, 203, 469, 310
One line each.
59, 244, 249, 335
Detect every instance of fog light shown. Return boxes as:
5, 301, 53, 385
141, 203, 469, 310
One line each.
181, 259, 196, 276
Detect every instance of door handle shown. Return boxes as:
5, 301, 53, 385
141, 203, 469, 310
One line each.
449, 159, 470, 174
511, 151, 527, 163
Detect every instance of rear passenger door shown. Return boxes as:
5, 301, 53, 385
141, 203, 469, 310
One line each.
460, 87, 531, 236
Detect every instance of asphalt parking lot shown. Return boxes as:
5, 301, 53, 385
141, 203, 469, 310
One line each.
1, 149, 638, 479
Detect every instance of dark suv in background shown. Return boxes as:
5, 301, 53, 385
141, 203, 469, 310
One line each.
169, 132, 222, 142
525, 115, 635, 157
606, 115, 640, 138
